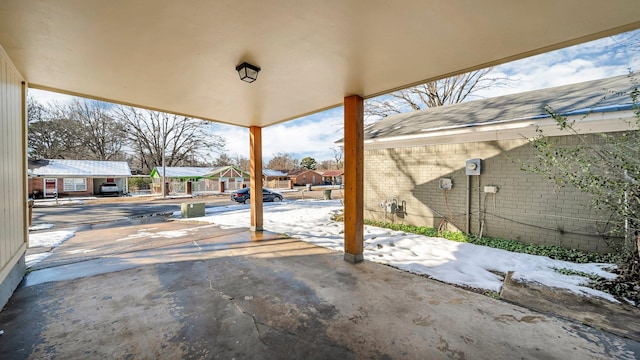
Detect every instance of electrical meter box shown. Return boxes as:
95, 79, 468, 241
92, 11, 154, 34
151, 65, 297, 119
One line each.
465, 158, 482, 176
181, 202, 205, 218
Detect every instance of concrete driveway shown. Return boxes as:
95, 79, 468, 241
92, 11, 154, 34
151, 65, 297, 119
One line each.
1, 219, 639, 359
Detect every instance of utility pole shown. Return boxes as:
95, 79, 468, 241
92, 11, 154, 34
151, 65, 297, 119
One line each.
162, 152, 166, 198
162, 130, 166, 198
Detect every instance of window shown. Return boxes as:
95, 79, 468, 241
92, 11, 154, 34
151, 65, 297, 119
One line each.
63, 178, 87, 192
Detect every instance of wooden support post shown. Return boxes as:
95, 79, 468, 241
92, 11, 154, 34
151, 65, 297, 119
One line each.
249, 126, 263, 231
343, 95, 364, 263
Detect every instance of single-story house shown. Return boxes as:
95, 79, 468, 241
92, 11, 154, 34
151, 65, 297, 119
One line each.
150, 165, 249, 194
321, 170, 344, 185
204, 166, 250, 192
287, 169, 324, 186
263, 169, 291, 189
348, 75, 638, 253
150, 166, 218, 194
28, 159, 132, 198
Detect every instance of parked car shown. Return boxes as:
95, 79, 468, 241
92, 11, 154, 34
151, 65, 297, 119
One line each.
99, 182, 121, 196
231, 187, 283, 204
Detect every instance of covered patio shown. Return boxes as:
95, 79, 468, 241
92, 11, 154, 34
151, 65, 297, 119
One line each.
1, 0, 639, 320
2, 218, 638, 358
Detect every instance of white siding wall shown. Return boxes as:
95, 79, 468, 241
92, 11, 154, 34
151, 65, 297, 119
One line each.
0, 44, 27, 299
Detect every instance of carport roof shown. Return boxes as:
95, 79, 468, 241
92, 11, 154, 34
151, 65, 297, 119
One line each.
0, 1, 638, 128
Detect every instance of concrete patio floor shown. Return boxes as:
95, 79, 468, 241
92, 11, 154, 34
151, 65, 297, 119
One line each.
1, 220, 639, 359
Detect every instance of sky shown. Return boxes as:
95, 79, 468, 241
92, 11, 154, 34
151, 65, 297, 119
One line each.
30, 29, 640, 163
26, 199, 621, 305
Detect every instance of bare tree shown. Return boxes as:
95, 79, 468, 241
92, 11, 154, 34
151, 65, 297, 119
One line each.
233, 154, 250, 172
27, 97, 82, 159
213, 153, 234, 167
365, 68, 504, 118
316, 160, 335, 171
266, 152, 299, 170
28, 97, 128, 161
65, 99, 127, 160
332, 146, 344, 169
115, 106, 225, 173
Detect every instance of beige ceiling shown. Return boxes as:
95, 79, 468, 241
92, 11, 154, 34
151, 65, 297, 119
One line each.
0, 1, 638, 128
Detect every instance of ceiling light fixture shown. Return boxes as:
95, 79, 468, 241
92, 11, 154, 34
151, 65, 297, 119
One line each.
236, 62, 261, 83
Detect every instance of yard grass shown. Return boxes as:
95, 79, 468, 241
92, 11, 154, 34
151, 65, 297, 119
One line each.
362, 219, 621, 264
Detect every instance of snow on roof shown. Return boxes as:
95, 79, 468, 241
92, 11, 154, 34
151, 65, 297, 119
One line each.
152, 166, 217, 178
263, 169, 288, 177
152, 166, 250, 178
28, 159, 131, 177
287, 169, 322, 176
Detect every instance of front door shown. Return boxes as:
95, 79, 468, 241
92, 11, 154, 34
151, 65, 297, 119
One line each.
44, 178, 57, 197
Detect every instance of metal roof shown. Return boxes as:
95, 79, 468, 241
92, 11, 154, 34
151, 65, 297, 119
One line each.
287, 169, 322, 176
151, 166, 218, 178
28, 159, 131, 177
262, 169, 288, 177
151, 165, 251, 178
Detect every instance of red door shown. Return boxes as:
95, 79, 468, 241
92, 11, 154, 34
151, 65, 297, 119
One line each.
44, 178, 57, 197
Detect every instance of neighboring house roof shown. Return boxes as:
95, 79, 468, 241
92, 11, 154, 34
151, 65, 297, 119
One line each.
204, 165, 249, 178
346, 75, 637, 150
322, 170, 344, 177
287, 169, 322, 176
150, 165, 250, 179
28, 159, 132, 177
263, 169, 288, 177
150, 166, 216, 178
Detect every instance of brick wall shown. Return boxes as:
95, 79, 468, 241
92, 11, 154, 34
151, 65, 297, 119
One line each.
365, 136, 616, 252
28, 177, 95, 197
27, 177, 43, 196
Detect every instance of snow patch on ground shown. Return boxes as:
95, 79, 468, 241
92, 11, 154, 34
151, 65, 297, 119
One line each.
25, 253, 52, 268
29, 230, 75, 248
29, 223, 55, 231
34, 199, 85, 206
27, 230, 76, 267
116, 224, 217, 242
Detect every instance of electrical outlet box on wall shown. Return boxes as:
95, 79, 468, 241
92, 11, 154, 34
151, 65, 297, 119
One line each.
484, 185, 498, 193
439, 178, 453, 190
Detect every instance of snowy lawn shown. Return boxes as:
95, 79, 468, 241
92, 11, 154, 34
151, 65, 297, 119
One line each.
180, 199, 618, 302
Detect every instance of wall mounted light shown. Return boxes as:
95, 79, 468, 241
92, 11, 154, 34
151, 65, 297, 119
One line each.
236, 62, 261, 83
